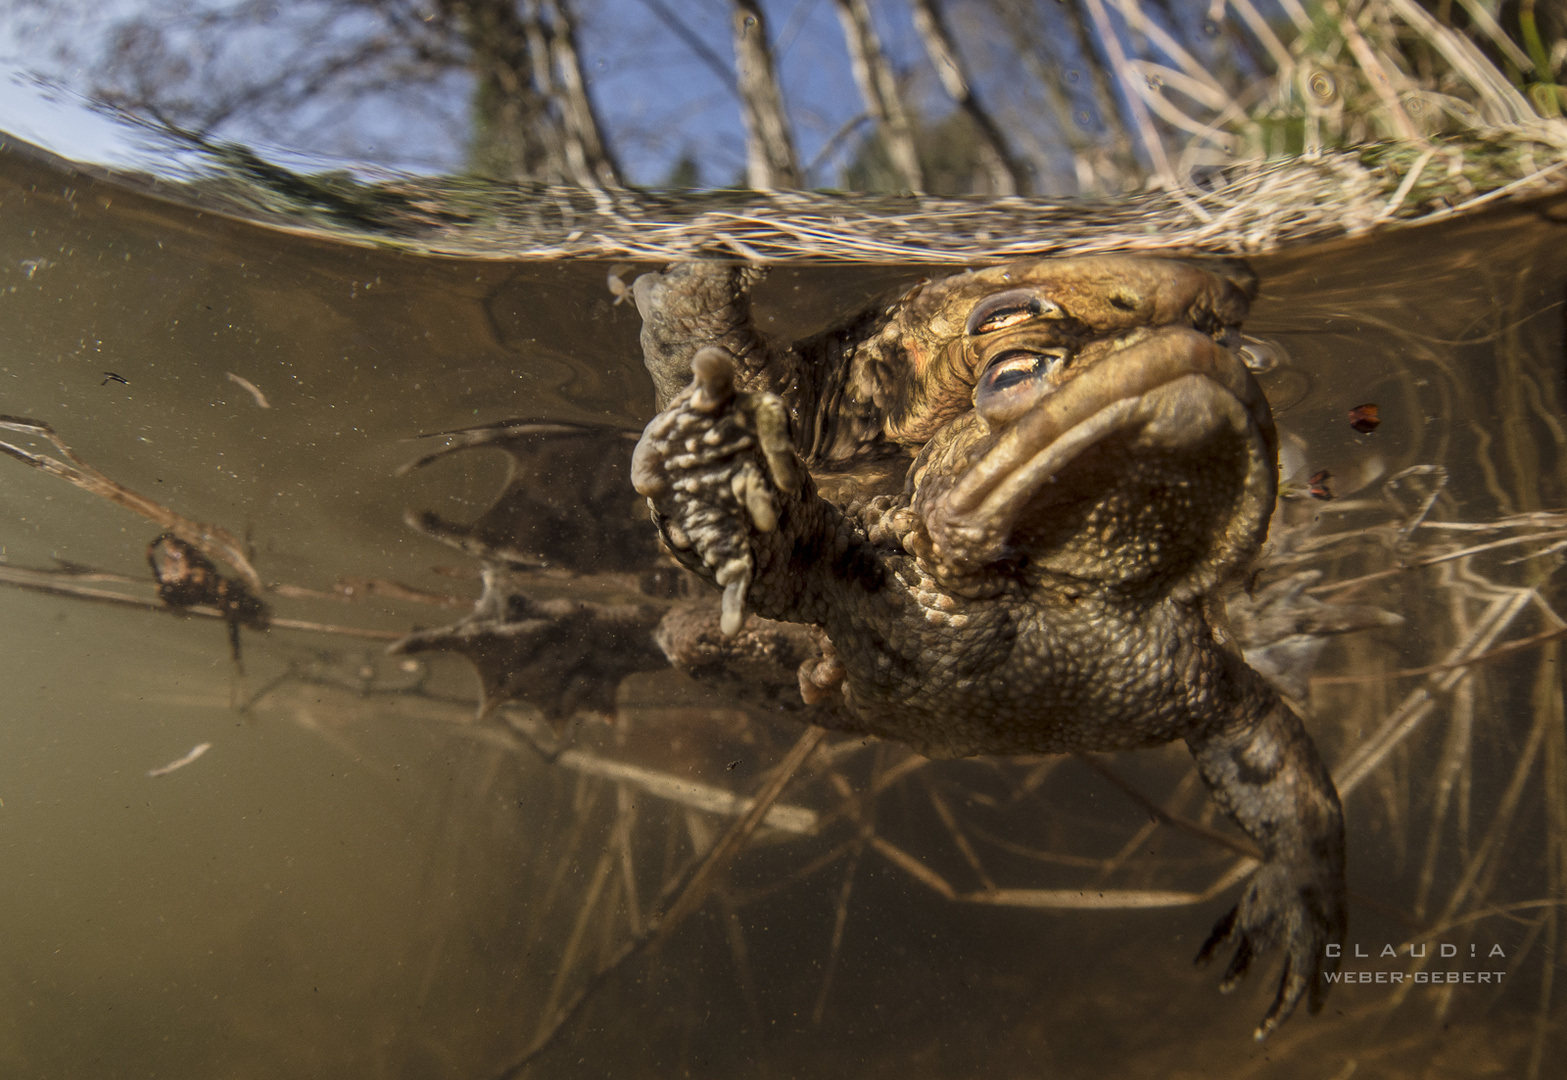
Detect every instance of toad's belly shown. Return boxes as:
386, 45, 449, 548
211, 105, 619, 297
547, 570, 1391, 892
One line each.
827, 596, 1225, 758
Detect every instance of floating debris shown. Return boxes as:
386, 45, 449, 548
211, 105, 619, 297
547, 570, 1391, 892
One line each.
606, 263, 636, 305
1348, 403, 1381, 433
147, 534, 267, 625
146, 742, 212, 777
0, 415, 263, 592
226, 372, 271, 408
1308, 470, 1335, 501
148, 533, 269, 664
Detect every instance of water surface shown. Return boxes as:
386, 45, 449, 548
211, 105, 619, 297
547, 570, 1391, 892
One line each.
1, 139, 1564, 1079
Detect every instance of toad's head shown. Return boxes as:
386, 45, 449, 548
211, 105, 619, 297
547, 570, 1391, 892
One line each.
860, 257, 1275, 598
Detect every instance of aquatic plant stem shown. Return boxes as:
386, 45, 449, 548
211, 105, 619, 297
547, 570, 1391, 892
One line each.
0, 564, 404, 640
492, 724, 826, 1078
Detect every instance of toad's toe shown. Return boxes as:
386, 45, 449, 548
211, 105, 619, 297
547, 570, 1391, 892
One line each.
632, 348, 803, 636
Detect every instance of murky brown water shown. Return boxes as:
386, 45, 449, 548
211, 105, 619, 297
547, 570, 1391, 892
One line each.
1, 137, 1564, 1079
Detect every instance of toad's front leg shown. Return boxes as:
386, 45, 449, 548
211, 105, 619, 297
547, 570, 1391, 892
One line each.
1187, 683, 1346, 1039
633, 262, 773, 407
632, 348, 863, 635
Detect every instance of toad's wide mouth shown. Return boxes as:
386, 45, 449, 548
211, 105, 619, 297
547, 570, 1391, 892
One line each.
914, 325, 1276, 585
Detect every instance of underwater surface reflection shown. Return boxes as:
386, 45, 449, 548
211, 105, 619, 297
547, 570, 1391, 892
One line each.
0, 138, 1565, 1079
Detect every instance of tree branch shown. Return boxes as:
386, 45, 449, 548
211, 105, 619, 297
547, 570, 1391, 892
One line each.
633, 0, 739, 94
831, 0, 922, 191
730, 0, 802, 189
541, 0, 624, 187
906, 0, 1028, 194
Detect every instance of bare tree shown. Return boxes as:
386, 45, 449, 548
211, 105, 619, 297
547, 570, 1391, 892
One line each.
442, 0, 567, 180
1051, 0, 1141, 192
8, 0, 1554, 197
983, 0, 1127, 194
1080, 0, 1172, 184
907, 0, 1028, 194
831, 0, 923, 192
730, 0, 802, 189
79, 0, 464, 152
64, 0, 621, 185
539, 0, 622, 187
442, 0, 620, 185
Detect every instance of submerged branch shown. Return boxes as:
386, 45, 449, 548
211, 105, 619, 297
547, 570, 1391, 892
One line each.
0, 415, 262, 591
0, 563, 405, 641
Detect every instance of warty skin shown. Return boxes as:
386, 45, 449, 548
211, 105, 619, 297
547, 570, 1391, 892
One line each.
630, 256, 1346, 1038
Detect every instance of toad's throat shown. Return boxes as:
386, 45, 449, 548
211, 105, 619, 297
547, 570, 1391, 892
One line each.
918, 326, 1273, 575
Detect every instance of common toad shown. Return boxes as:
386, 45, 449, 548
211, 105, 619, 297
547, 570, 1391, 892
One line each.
628, 257, 1346, 1038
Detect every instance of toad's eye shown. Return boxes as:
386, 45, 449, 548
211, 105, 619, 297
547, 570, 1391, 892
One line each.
975, 349, 1068, 423
966, 289, 1064, 336
982, 351, 1043, 390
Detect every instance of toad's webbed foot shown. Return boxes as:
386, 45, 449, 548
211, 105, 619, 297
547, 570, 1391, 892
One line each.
1188, 695, 1346, 1039
1195, 855, 1341, 1040
632, 348, 805, 635
655, 599, 849, 716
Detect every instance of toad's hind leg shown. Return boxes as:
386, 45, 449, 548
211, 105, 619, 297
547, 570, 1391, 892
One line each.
1186, 695, 1346, 1039
654, 599, 849, 718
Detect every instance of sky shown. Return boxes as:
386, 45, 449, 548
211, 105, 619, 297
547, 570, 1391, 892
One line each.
0, 0, 1262, 191
0, 0, 927, 185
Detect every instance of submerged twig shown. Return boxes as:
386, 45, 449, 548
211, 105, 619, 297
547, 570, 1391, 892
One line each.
810, 838, 863, 1025
1313, 621, 1567, 684
492, 725, 826, 1079
1335, 586, 1536, 796
1389, 672, 1552, 1006
0, 416, 261, 591
146, 742, 212, 777
0, 563, 403, 641
1075, 753, 1261, 860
